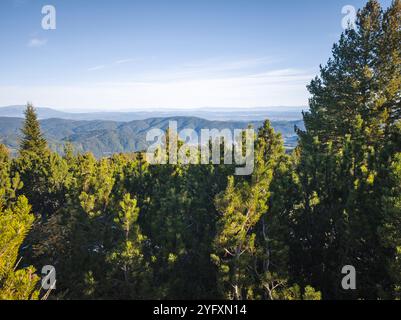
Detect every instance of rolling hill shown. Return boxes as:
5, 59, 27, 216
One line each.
0, 116, 303, 157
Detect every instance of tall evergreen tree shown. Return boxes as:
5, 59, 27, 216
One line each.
19, 104, 48, 156
290, 0, 401, 299
0, 147, 40, 300
212, 121, 284, 299
106, 194, 152, 299
0, 196, 40, 300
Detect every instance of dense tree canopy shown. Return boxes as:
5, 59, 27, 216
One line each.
0, 0, 399, 300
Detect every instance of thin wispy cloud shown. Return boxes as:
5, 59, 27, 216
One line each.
27, 38, 47, 48
87, 59, 134, 72
139, 57, 279, 82
0, 67, 313, 109
87, 65, 106, 72
182, 57, 276, 72
114, 59, 134, 65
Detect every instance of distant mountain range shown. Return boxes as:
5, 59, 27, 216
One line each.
0, 106, 304, 157
0, 105, 305, 122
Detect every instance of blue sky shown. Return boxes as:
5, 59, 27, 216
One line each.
0, 0, 393, 111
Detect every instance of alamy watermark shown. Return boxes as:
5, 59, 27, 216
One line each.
341, 265, 356, 290
42, 5, 56, 30
341, 5, 357, 30
145, 121, 255, 176
41, 265, 56, 290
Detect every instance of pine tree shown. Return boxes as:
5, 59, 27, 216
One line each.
14, 104, 69, 220
290, 0, 401, 299
0, 145, 22, 208
380, 153, 401, 298
212, 121, 284, 299
0, 151, 40, 300
106, 194, 152, 299
19, 103, 48, 156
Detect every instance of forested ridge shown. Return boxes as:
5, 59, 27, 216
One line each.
0, 116, 303, 157
0, 0, 400, 300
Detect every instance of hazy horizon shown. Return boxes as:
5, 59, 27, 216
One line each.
0, 104, 307, 113
0, 104, 306, 122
